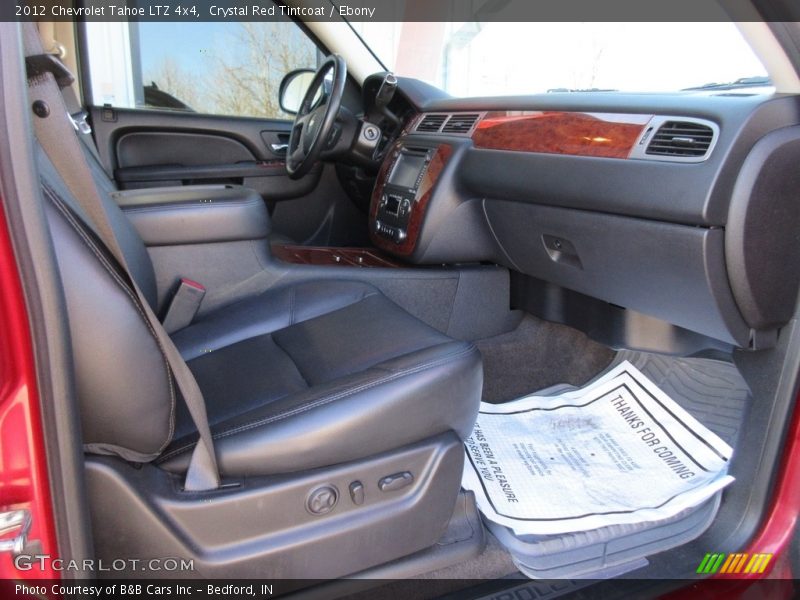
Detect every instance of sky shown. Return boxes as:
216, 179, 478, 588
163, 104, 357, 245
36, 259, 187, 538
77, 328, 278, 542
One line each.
138, 22, 228, 78
352, 22, 770, 95
91, 19, 770, 108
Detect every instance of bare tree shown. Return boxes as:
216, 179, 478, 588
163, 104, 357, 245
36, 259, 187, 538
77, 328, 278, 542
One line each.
144, 56, 205, 111
206, 23, 316, 118
568, 23, 609, 91
587, 46, 604, 89
143, 22, 316, 118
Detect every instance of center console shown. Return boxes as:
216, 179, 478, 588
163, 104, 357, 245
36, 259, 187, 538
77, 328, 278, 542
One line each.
271, 245, 403, 268
114, 184, 269, 246
370, 142, 453, 256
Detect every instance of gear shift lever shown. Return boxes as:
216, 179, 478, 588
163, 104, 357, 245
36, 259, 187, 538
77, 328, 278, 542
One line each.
375, 73, 397, 109
375, 73, 400, 127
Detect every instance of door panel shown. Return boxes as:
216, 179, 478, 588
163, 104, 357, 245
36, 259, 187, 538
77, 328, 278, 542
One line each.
260, 130, 291, 158
89, 107, 321, 198
117, 131, 254, 167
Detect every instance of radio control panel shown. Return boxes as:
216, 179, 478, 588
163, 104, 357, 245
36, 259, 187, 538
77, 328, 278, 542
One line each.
375, 192, 412, 243
373, 147, 433, 244
369, 142, 453, 258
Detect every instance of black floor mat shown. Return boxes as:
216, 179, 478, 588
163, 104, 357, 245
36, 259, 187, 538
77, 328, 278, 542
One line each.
478, 349, 751, 580
610, 350, 750, 447
475, 315, 615, 403
464, 345, 751, 582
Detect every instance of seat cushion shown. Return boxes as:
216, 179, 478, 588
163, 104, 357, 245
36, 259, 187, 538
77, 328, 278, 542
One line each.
158, 280, 482, 477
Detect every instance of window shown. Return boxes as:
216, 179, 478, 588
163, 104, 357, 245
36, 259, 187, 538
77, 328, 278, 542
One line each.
84, 20, 319, 118
351, 21, 770, 96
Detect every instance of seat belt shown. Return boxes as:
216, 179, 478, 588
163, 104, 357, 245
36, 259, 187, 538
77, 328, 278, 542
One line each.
22, 24, 220, 492
59, 83, 107, 169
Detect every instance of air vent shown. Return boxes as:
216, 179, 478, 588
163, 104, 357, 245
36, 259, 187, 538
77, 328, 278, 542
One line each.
416, 114, 448, 133
442, 113, 480, 134
646, 121, 715, 158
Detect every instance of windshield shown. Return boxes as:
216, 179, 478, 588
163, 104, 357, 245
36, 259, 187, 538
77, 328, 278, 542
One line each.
350, 22, 770, 96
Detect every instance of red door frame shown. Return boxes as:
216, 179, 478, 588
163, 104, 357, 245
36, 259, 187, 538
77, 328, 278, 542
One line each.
0, 197, 58, 580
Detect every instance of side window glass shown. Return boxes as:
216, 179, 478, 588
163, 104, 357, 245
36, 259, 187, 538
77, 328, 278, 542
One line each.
85, 21, 319, 118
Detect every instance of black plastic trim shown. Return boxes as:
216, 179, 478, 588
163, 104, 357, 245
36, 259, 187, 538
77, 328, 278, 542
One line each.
725, 125, 800, 330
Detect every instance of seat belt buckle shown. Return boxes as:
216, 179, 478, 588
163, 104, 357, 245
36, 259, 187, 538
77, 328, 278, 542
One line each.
162, 278, 205, 334
69, 110, 92, 135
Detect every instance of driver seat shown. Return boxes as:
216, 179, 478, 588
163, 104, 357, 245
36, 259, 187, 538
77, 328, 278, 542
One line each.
26, 21, 482, 578
38, 130, 482, 575
40, 143, 482, 477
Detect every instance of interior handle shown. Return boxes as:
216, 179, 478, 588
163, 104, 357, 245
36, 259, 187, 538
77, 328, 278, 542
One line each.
271, 143, 289, 153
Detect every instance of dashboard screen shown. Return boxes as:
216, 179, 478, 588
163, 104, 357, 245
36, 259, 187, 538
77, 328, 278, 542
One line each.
389, 153, 426, 189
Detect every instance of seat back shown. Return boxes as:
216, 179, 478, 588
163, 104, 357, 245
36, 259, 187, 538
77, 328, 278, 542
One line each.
38, 143, 175, 462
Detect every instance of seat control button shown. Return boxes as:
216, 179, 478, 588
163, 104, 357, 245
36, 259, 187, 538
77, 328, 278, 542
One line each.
349, 481, 365, 505
306, 485, 338, 515
378, 472, 414, 492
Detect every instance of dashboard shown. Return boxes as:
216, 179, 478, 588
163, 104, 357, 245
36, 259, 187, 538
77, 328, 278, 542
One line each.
362, 77, 800, 351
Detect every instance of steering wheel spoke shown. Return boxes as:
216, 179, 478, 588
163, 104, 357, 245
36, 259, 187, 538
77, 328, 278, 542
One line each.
288, 144, 306, 169
286, 55, 347, 179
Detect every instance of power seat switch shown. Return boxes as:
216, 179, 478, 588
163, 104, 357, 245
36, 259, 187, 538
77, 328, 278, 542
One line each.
378, 472, 414, 492
349, 481, 365, 505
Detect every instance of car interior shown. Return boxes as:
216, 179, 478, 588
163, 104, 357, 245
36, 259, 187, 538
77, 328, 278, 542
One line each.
2, 8, 800, 599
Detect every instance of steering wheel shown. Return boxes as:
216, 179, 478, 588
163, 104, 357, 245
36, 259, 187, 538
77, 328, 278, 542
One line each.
286, 54, 347, 179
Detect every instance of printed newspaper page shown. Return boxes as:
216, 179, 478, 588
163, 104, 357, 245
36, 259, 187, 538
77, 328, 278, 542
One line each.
462, 361, 734, 535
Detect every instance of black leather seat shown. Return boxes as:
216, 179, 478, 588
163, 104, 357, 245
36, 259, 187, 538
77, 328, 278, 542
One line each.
38, 146, 483, 479
23, 24, 481, 578
161, 280, 481, 476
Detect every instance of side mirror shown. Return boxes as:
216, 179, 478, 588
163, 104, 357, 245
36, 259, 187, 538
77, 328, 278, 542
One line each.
279, 69, 316, 115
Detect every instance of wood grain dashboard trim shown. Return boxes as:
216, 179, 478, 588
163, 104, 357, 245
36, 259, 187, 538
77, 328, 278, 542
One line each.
472, 111, 652, 159
369, 142, 453, 256
271, 245, 404, 268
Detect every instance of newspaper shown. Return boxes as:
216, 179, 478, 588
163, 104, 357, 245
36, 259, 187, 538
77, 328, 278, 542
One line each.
462, 361, 734, 536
